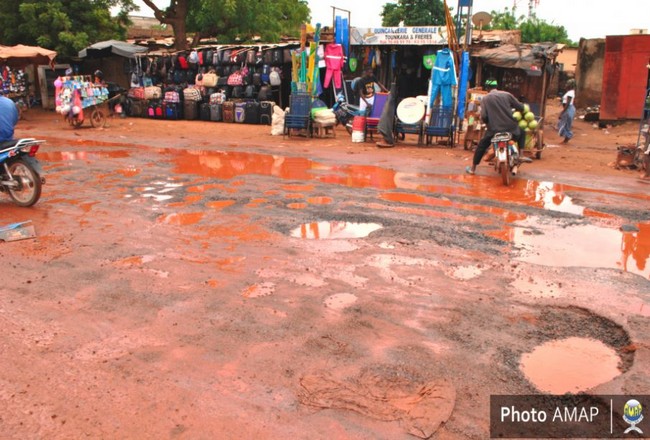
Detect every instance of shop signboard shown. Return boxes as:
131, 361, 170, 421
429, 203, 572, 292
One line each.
350, 27, 449, 46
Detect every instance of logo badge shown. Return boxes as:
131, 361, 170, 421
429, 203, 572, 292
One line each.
623, 399, 643, 434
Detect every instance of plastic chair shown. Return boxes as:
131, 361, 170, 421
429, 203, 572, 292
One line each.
284, 92, 312, 138
424, 105, 456, 147
365, 92, 389, 141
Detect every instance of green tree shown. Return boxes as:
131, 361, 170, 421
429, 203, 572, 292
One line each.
0, 0, 135, 57
485, 7, 522, 31
486, 9, 573, 45
142, 0, 310, 50
381, 0, 446, 27
519, 17, 571, 45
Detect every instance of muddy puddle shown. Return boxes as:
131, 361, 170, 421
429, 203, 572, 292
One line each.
513, 217, 650, 279
41, 147, 649, 277
291, 221, 383, 240
520, 337, 621, 394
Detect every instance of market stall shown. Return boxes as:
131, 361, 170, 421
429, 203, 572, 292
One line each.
0, 44, 57, 115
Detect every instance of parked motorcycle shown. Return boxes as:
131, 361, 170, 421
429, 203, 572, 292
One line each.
332, 93, 366, 134
491, 132, 531, 185
0, 138, 45, 207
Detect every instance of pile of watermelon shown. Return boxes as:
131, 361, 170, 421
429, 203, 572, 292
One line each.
513, 104, 539, 149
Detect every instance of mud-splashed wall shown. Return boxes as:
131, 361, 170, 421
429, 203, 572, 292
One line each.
575, 38, 605, 108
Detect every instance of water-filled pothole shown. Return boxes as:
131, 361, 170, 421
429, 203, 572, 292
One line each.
290, 221, 382, 239
520, 337, 621, 394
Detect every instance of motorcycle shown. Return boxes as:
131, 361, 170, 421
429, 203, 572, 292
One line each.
332, 93, 366, 134
491, 132, 531, 185
0, 138, 45, 207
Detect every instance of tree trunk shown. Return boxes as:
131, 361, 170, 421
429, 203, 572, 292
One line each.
141, 0, 189, 51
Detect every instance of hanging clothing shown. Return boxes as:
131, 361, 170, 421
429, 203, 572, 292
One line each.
429, 48, 457, 109
456, 51, 470, 121
323, 44, 345, 89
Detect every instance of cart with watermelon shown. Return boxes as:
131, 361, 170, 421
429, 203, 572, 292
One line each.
514, 106, 545, 160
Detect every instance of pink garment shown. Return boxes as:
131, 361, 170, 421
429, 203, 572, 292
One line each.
323, 44, 345, 89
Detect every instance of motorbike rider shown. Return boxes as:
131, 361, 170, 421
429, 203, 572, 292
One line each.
465, 78, 527, 175
0, 92, 19, 144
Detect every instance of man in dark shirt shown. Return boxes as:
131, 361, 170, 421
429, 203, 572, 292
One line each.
354, 67, 387, 113
0, 94, 19, 143
465, 78, 526, 175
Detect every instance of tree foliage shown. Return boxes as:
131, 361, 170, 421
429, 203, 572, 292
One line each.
0, 0, 136, 57
486, 8, 573, 45
486, 7, 520, 31
381, 0, 446, 27
143, 0, 310, 50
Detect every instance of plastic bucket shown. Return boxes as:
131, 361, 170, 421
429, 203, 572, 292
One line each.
351, 116, 366, 143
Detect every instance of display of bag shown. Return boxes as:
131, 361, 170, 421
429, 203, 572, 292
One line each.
252, 72, 262, 87
144, 86, 162, 100
263, 50, 273, 64
246, 49, 256, 65
194, 72, 204, 87
164, 90, 180, 103
164, 102, 181, 120
184, 100, 198, 120
243, 101, 260, 124
272, 49, 283, 65
202, 71, 218, 87
204, 49, 213, 66
244, 85, 255, 99
231, 86, 244, 99
257, 85, 272, 101
222, 101, 235, 123
234, 102, 246, 123
269, 68, 281, 86
209, 91, 226, 105
199, 102, 211, 121
149, 100, 164, 119
209, 103, 222, 121
221, 50, 232, 64
177, 53, 189, 69
213, 50, 222, 66
128, 87, 145, 100
227, 70, 244, 86
259, 101, 274, 125
183, 87, 202, 102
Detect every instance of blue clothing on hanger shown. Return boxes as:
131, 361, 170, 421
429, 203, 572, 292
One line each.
429, 48, 457, 109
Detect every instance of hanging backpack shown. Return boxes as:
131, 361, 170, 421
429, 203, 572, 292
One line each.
269, 68, 281, 86
244, 84, 255, 99
246, 49, 256, 65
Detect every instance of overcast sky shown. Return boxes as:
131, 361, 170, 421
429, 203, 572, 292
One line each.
132, 0, 650, 42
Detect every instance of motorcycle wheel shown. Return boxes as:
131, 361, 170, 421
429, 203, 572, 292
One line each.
500, 162, 510, 186
6, 159, 42, 207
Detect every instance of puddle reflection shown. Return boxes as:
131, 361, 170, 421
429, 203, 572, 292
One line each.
291, 221, 383, 240
514, 218, 650, 279
40, 151, 131, 161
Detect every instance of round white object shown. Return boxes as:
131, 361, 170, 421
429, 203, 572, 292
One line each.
397, 97, 425, 124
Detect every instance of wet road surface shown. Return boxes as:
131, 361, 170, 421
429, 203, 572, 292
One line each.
0, 140, 648, 438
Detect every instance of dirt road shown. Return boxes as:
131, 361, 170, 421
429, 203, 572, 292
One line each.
0, 104, 648, 439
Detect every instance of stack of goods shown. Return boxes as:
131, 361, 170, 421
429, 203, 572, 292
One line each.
1, 67, 27, 96
512, 104, 540, 150
54, 76, 109, 117
312, 108, 336, 125
125, 45, 291, 124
